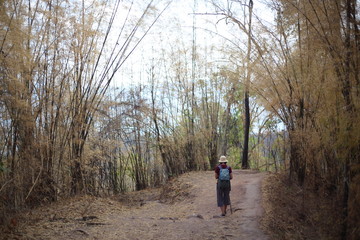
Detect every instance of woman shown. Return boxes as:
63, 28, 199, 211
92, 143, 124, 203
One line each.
215, 156, 233, 216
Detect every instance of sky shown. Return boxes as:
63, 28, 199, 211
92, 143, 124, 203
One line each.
109, 0, 276, 88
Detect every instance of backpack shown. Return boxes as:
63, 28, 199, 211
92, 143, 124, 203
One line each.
219, 165, 230, 180
218, 165, 231, 190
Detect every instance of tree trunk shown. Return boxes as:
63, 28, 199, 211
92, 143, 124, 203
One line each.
242, 91, 250, 169
241, 0, 253, 169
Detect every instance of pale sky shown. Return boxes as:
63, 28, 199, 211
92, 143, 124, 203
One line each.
110, 0, 275, 88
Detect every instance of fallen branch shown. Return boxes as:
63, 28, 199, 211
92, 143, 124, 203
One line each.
0, 179, 13, 193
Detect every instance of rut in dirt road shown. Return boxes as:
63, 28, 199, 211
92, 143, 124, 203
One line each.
226, 170, 269, 239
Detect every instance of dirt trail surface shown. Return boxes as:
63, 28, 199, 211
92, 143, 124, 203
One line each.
3, 170, 269, 240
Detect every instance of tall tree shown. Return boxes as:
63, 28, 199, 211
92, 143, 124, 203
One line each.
241, 0, 253, 169
209, 0, 255, 168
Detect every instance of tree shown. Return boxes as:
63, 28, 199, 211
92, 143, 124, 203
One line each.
252, 1, 360, 238
241, 0, 253, 169
208, 0, 256, 169
0, 0, 172, 214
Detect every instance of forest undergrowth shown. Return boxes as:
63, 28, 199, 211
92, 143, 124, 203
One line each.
261, 172, 343, 240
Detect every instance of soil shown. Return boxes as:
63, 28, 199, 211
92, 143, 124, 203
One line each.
1, 170, 269, 240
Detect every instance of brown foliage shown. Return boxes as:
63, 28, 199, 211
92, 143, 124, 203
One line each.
261, 173, 343, 240
252, 1, 360, 238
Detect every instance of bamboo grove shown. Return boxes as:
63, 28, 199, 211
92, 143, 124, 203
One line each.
251, 0, 359, 238
1, 0, 359, 238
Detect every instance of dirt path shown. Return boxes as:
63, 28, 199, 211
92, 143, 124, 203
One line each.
3, 170, 269, 240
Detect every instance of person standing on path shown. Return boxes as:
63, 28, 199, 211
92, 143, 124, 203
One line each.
215, 156, 233, 216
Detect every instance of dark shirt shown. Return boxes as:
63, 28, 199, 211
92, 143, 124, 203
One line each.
215, 164, 232, 175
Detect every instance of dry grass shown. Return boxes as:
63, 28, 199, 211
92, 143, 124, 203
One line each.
260, 172, 343, 240
0, 175, 196, 239
113, 176, 194, 206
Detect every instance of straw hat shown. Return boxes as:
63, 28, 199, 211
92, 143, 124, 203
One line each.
219, 156, 227, 163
